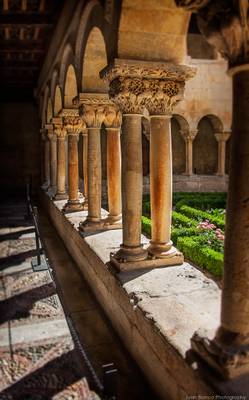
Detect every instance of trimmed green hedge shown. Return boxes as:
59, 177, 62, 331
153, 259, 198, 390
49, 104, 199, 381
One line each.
141, 216, 151, 237
171, 227, 199, 245
179, 205, 225, 230
172, 211, 197, 228
177, 236, 223, 277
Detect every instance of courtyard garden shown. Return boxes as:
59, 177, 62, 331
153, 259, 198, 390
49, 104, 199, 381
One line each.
142, 192, 227, 279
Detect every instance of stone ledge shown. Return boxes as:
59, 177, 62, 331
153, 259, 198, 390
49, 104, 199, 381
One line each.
40, 189, 222, 399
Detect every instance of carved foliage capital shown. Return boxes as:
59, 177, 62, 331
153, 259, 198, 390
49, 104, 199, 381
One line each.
109, 76, 184, 115
80, 104, 106, 128
103, 104, 122, 128
61, 110, 86, 135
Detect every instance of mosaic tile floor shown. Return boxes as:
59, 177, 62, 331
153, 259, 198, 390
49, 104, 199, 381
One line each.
0, 200, 99, 400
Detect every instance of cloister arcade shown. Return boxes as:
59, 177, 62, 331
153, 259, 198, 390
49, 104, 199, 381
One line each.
1, 0, 249, 398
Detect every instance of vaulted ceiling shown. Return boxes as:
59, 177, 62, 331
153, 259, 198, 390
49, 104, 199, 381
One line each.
0, 0, 64, 100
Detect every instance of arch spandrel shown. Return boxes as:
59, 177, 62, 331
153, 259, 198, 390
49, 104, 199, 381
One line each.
54, 86, 63, 116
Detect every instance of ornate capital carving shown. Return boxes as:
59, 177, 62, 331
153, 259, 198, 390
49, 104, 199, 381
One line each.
60, 108, 86, 135
75, 93, 120, 128
180, 129, 198, 141
176, 1, 249, 70
100, 59, 196, 115
45, 124, 56, 141
104, 104, 122, 128
52, 117, 67, 140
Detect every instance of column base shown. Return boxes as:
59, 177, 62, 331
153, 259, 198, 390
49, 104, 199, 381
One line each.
102, 215, 122, 230
148, 240, 174, 258
191, 330, 249, 379
53, 192, 68, 201
62, 200, 84, 214
79, 218, 104, 233
82, 201, 88, 211
111, 245, 183, 272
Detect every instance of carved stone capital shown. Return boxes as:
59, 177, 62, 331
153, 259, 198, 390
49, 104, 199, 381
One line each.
214, 132, 231, 142
45, 124, 56, 141
52, 117, 67, 140
100, 59, 196, 115
60, 108, 86, 135
74, 93, 120, 128
104, 104, 122, 128
176, 1, 249, 70
180, 129, 198, 141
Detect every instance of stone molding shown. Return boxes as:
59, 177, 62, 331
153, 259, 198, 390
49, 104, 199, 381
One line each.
74, 93, 122, 128
180, 129, 198, 141
100, 59, 196, 115
176, 0, 249, 69
59, 108, 86, 135
214, 132, 231, 142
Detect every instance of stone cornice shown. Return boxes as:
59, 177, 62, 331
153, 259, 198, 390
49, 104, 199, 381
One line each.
73, 93, 112, 107
100, 59, 196, 82
100, 59, 196, 115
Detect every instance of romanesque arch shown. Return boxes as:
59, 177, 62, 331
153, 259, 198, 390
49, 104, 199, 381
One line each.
171, 115, 187, 174
63, 64, 78, 108
82, 26, 108, 93
193, 115, 221, 175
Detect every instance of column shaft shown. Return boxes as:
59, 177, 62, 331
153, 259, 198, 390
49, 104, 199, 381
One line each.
220, 70, 249, 339
186, 138, 193, 175
83, 133, 88, 205
106, 128, 121, 222
50, 137, 57, 188
55, 137, 67, 199
44, 139, 50, 186
217, 140, 226, 176
149, 116, 172, 256
115, 114, 147, 262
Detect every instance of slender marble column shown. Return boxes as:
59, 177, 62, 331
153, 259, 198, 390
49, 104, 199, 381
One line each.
181, 130, 198, 176
46, 125, 57, 191
61, 111, 85, 213
148, 116, 173, 257
54, 122, 67, 200
215, 132, 230, 176
82, 131, 88, 209
105, 127, 121, 223
81, 127, 102, 228
41, 129, 50, 188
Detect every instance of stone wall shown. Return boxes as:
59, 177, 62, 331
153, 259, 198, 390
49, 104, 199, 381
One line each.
0, 101, 40, 195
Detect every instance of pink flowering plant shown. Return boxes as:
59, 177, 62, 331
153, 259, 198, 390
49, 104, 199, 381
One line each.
197, 220, 224, 253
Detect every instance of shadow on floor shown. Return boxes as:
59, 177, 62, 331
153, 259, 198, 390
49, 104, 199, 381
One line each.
0, 228, 35, 242
0, 249, 37, 271
0, 348, 91, 399
0, 282, 56, 324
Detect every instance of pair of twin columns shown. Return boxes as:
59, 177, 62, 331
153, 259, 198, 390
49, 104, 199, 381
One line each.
47, 61, 196, 272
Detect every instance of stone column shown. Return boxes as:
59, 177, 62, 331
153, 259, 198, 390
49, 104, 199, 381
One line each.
61, 109, 85, 213
53, 117, 68, 200
77, 97, 105, 232
41, 128, 50, 188
103, 105, 122, 227
215, 132, 231, 176
176, 0, 249, 379
82, 131, 88, 209
46, 124, 57, 191
181, 130, 198, 176
101, 59, 195, 270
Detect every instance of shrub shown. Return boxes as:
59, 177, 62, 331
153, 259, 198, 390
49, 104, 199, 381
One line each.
179, 205, 225, 229
172, 211, 197, 228
177, 236, 223, 277
141, 215, 151, 236
171, 227, 199, 245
